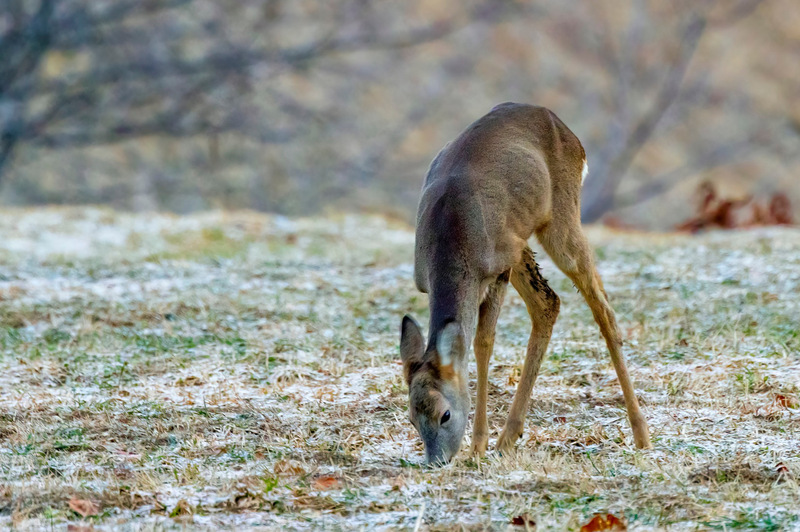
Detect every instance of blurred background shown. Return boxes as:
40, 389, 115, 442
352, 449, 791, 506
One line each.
0, 0, 798, 230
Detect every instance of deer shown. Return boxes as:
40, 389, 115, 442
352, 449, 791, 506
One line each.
400, 102, 652, 465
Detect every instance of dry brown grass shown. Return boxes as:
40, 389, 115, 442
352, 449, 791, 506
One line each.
0, 207, 799, 531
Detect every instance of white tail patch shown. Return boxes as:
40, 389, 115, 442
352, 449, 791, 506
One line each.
581, 159, 589, 184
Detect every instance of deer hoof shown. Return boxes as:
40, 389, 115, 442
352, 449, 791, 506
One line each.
496, 425, 522, 453
470, 434, 489, 457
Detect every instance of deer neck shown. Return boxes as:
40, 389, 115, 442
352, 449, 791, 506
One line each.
426, 274, 480, 375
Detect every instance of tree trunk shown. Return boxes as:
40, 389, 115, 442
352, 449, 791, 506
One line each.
581, 189, 615, 224
580, 162, 616, 223
0, 134, 18, 187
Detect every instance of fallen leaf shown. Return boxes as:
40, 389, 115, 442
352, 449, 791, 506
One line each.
67, 525, 95, 532
553, 416, 568, 423
68, 498, 99, 517
274, 459, 305, 476
312, 475, 341, 490
580, 513, 627, 532
776, 462, 790, 474
510, 512, 536, 529
175, 376, 204, 386
775, 395, 798, 408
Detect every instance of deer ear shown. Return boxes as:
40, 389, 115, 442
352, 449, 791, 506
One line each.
436, 321, 462, 368
400, 316, 425, 385
400, 315, 424, 362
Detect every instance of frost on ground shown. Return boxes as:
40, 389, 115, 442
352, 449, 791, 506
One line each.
0, 207, 799, 531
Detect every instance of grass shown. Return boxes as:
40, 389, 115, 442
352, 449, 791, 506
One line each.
0, 207, 799, 531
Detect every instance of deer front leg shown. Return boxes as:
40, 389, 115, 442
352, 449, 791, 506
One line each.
470, 272, 508, 457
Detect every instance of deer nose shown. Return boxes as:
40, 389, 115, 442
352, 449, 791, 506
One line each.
424, 444, 452, 467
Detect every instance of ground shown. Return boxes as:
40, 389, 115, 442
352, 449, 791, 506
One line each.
0, 208, 799, 531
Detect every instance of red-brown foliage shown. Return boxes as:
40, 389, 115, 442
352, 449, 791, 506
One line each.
676, 181, 794, 233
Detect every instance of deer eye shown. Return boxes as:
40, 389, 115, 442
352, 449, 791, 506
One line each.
441, 410, 451, 424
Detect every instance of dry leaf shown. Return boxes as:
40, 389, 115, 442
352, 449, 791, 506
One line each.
553, 416, 568, 423
274, 459, 305, 476
175, 376, 204, 386
312, 475, 341, 490
510, 512, 536, 529
775, 395, 798, 408
68, 498, 99, 517
580, 513, 627, 532
776, 462, 790, 474
67, 525, 95, 532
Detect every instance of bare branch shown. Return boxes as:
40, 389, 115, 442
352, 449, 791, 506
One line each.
0, 0, 497, 186
613, 138, 760, 210
581, 15, 707, 222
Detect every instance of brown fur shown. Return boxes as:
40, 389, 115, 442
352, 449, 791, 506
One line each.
401, 102, 651, 463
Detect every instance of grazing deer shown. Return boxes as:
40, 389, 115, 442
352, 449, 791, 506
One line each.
400, 102, 651, 465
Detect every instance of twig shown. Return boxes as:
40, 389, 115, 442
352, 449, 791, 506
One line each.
413, 501, 426, 532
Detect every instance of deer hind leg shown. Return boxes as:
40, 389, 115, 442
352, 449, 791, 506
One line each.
470, 271, 509, 457
537, 220, 652, 449
496, 247, 560, 452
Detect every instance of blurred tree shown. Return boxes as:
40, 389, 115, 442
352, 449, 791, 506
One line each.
327, 0, 799, 224
0, 0, 489, 180
1, 0, 797, 225
569, 0, 793, 222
